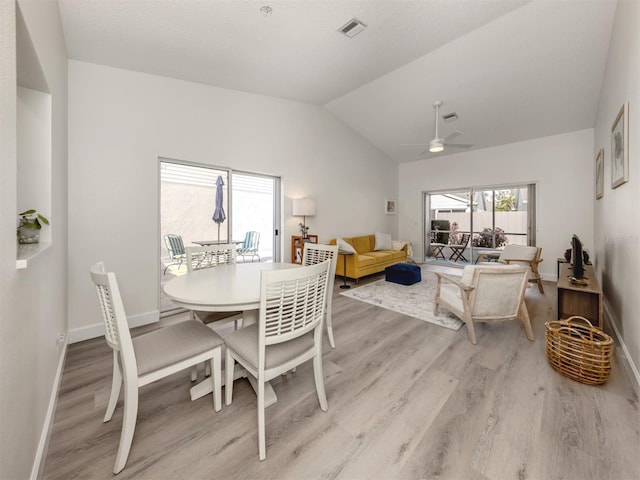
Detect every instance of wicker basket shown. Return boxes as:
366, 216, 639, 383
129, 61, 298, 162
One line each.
545, 316, 614, 385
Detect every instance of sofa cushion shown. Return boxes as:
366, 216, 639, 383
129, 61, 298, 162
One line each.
355, 254, 378, 267
352, 236, 373, 254
374, 232, 392, 251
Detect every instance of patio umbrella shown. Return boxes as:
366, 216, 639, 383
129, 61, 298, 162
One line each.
212, 175, 226, 241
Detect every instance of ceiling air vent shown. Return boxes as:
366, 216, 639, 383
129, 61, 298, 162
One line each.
338, 18, 367, 38
442, 112, 459, 123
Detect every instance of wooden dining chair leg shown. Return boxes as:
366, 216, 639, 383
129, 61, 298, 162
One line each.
326, 305, 336, 349
114, 380, 138, 474
210, 350, 222, 412
326, 324, 336, 349
104, 351, 122, 422
313, 352, 328, 411
225, 350, 235, 406
258, 380, 266, 461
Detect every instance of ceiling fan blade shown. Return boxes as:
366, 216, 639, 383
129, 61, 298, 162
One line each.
443, 130, 463, 142
419, 148, 431, 156
400, 143, 431, 146
446, 143, 473, 149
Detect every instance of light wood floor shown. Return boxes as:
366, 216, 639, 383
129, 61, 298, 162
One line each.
43, 265, 639, 480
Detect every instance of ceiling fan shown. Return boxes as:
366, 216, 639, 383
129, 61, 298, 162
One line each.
403, 100, 473, 154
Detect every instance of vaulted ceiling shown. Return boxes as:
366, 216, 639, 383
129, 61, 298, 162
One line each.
58, 0, 617, 162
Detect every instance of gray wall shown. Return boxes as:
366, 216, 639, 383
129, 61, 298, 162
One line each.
67, 60, 399, 341
594, 0, 640, 390
0, 1, 68, 478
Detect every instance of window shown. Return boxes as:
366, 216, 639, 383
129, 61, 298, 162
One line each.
424, 184, 536, 263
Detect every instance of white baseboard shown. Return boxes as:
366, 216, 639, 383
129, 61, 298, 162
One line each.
68, 309, 160, 344
30, 339, 67, 480
604, 301, 640, 398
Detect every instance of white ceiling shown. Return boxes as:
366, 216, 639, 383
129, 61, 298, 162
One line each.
57, 0, 617, 163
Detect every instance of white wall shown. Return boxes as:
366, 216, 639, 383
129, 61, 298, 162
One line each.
398, 129, 595, 281
0, 1, 68, 478
594, 0, 640, 387
67, 61, 398, 340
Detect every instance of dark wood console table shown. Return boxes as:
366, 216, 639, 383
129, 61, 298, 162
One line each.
557, 263, 603, 327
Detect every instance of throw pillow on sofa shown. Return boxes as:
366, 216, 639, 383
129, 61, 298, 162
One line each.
374, 232, 392, 251
337, 238, 356, 254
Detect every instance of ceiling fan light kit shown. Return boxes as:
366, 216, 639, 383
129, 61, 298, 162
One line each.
429, 140, 444, 153
400, 100, 473, 155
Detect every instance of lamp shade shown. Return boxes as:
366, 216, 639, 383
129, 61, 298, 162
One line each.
292, 198, 316, 217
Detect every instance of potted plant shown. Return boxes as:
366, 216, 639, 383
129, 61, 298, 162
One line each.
17, 209, 50, 244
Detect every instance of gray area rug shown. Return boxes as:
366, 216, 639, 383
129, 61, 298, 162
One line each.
340, 271, 464, 331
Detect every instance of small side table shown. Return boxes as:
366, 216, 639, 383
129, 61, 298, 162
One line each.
338, 250, 353, 289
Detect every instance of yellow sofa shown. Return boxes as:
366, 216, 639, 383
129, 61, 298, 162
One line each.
329, 235, 408, 282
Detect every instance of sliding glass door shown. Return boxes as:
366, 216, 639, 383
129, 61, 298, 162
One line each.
159, 160, 281, 315
424, 184, 535, 264
231, 171, 280, 263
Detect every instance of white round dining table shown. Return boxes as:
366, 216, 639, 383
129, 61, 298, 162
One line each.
163, 262, 300, 404
164, 262, 299, 313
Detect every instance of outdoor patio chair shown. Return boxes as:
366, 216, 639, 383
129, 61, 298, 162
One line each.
163, 233, 187, 274
237, 231, 260, 262
448, 233, 470, 262
433, 264, 533, 345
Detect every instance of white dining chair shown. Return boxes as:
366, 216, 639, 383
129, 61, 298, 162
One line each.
302, 243, 339, 348
224, 260, 331, 460
90, 262, 223, 474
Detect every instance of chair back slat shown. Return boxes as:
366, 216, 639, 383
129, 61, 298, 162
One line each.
302, 243, 338, 291
239, 231, 260, 251
186, 244, 236, 272
237, 231, 261, 261
260, 261, 330, 346
164, 234, 186, 260
302, 243, 337, 267
90, 263, 136, 370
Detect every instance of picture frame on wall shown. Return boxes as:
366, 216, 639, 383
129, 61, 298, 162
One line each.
385, 199, 396, 215
611, 102, 629, 189
595, 148, 604, 199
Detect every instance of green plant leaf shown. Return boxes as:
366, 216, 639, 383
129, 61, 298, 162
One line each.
19, 209, 36, 216
37, 214, 50, 225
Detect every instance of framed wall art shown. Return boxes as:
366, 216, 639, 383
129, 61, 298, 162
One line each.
611, 102, 629, 189
385, 199, 396, 215
595, 148, 604, 199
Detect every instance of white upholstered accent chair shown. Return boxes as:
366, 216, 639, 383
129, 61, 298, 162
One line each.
302, 243, 339, 348
480, 245, 544, 293
90, 262, 223, 474
433, 264, 534, 345
224, 260, 331, 460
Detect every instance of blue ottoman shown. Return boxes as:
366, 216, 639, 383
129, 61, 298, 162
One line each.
385, 263, 422, 285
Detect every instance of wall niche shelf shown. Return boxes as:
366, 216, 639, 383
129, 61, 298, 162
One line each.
15, 4, 53, 270
17, 242, 51, 269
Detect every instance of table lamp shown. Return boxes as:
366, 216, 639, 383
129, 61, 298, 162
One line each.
292, 198, 316, 238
